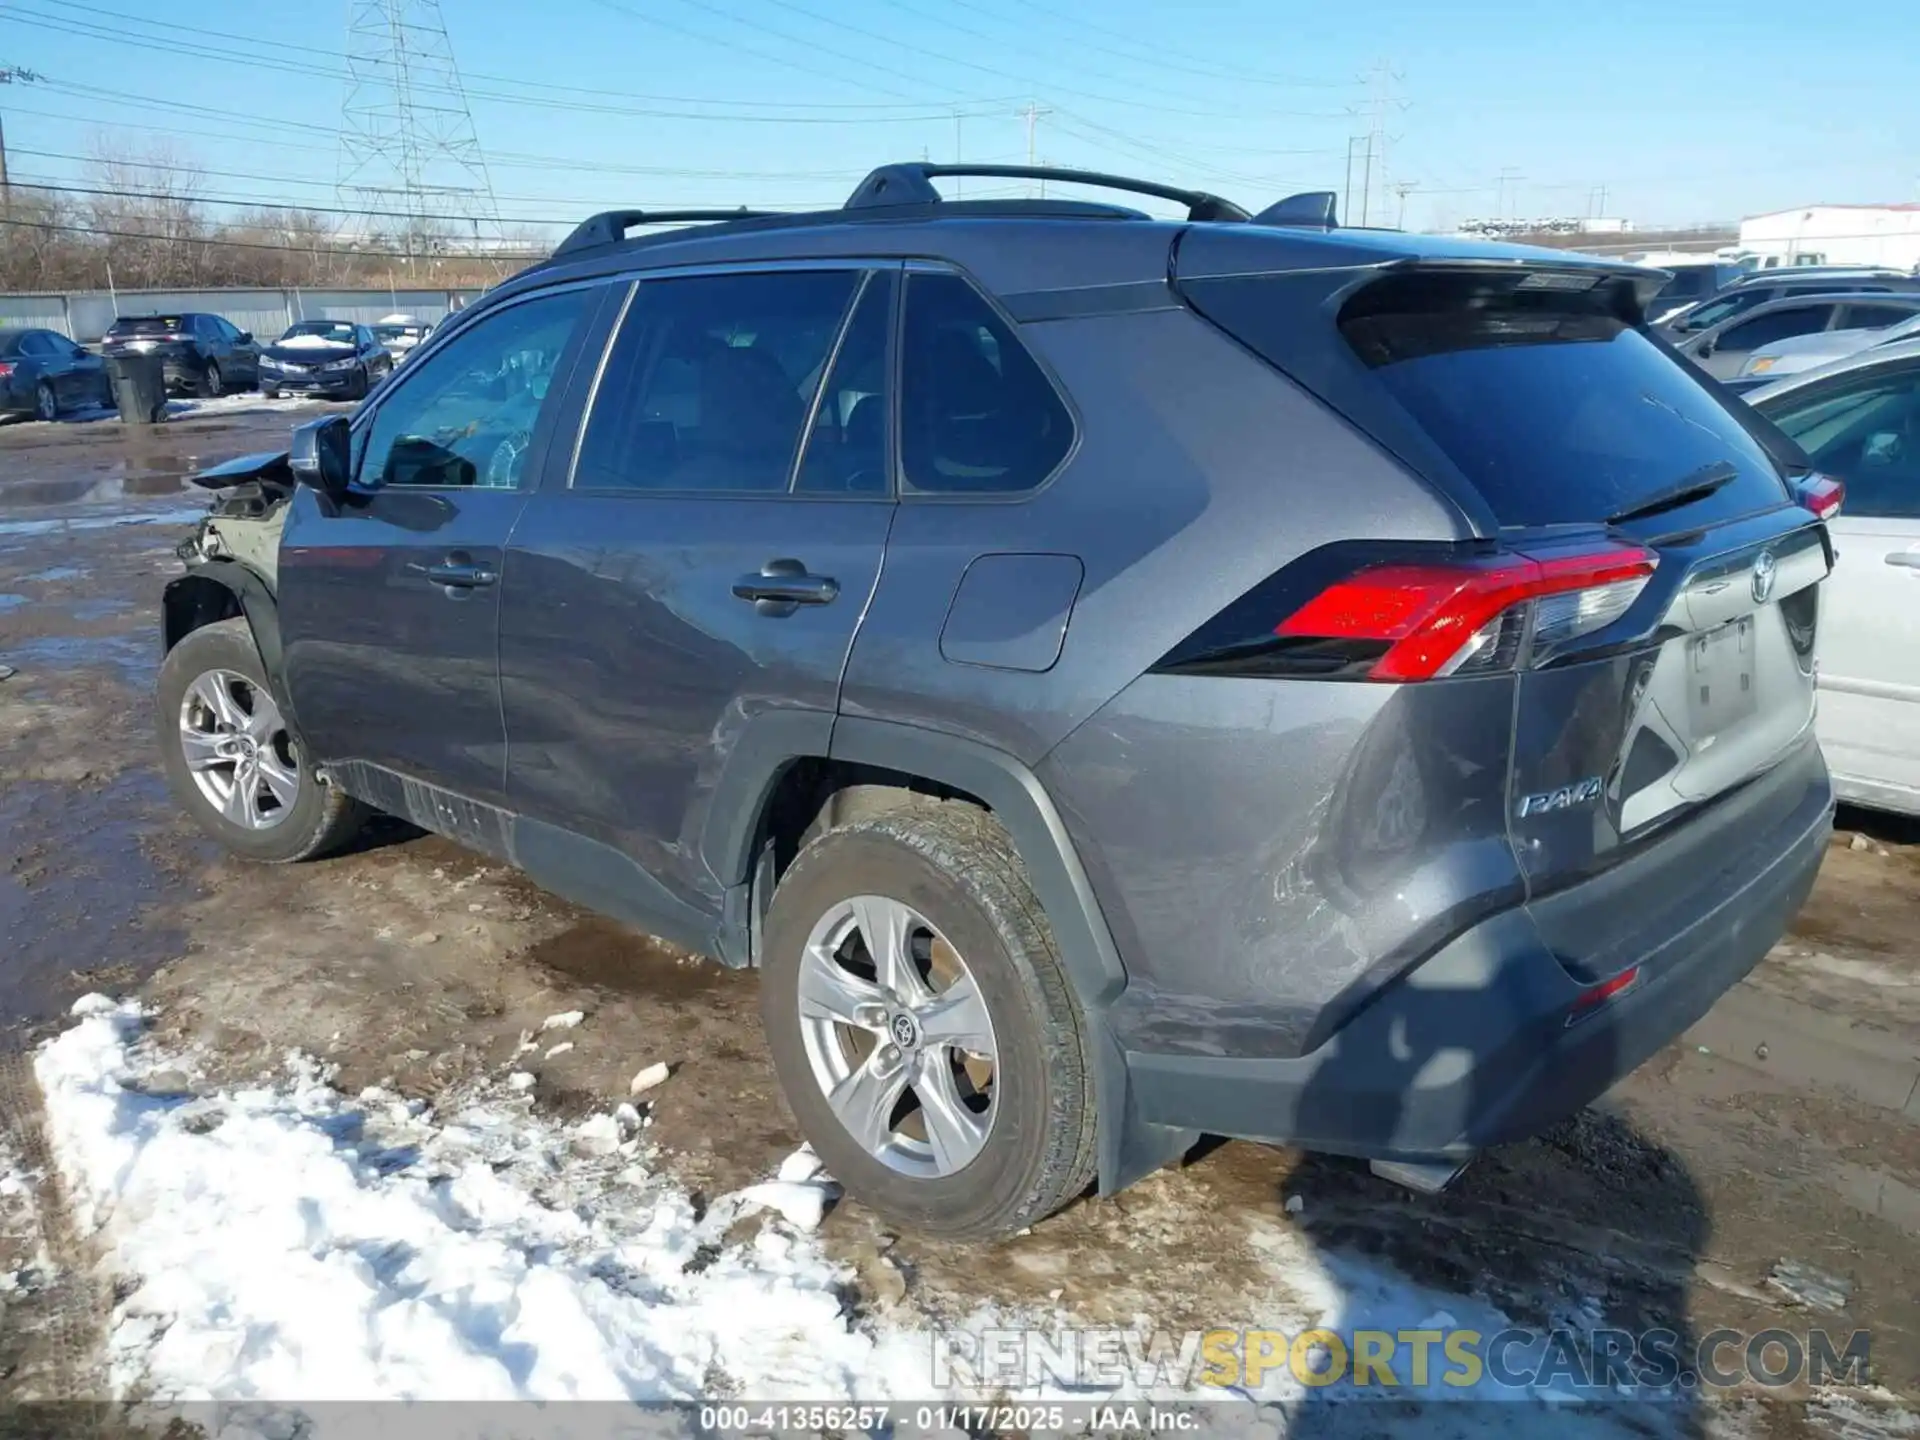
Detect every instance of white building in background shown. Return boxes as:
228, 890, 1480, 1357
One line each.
1738, 204, 1920, 271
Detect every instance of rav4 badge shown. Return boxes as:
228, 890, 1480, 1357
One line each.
1516, 775, 1604, 818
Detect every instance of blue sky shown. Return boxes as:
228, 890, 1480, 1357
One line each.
3, 0, 1917, 240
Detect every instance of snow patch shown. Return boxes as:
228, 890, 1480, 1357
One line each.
32, 996, 930, 1405
28, 996, 1684, 1434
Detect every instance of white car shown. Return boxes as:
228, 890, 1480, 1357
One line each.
1749, 337, 1920, 815
371, 314, 434, 365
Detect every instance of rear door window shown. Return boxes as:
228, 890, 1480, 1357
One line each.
1713, 305, 1836, 355
572, 269, 860, 494
1839, 303, 1918, 330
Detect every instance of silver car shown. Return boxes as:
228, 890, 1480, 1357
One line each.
1666, 291, 1920, 381
1747, 336, 1920, 815
1734, 310, 1920, 390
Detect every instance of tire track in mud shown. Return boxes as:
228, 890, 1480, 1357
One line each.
0, 1045, 109, 1410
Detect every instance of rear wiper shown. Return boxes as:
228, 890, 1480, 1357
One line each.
1607, 460, 1738, 526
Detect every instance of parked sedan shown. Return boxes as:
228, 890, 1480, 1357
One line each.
258, 320, 393, 400
371, 314, 434, 366
1732, 311, 1920, 391
1665, 292, 1920, 381
1747, 336, 1920, 816
1657, 270, 1920, 339
100, 312, 262, 396
0, 327, 110, 421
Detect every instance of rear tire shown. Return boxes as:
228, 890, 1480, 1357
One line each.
156, 619, 368, 863
201, 360, 224, 398
34, 381, 57, 422
760, 805, 1098, 1240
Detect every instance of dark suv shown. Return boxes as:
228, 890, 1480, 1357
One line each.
156, 164, 1839, 1240
101, 312, 262, 396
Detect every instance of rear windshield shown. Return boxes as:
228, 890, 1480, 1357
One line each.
109, 316, 186, 335
1179, 266, 1796, 530
1335, 272, 1789, 527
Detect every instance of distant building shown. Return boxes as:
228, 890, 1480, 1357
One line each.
1738, 205, 1920, 271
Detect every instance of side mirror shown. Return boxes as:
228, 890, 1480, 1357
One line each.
239, 331, 253, 345
288, 415, 354, 505
1696, 337, 1717, 358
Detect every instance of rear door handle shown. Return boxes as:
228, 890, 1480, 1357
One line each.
1886, 551, 1920, 571
733, 558, 838, 614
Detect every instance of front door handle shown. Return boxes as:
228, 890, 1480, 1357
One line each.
419, 555, 498, 589
733, 558, 838, 615
1886, 551, 1920, 571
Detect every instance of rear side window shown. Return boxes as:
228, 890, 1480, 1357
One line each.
574, 270, 858, 494
899, 272, 1072, 495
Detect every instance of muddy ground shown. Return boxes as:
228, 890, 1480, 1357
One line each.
0, 406, 1916, 1432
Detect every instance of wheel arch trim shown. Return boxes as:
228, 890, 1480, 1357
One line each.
716, 714, 1190, 1195
161, 562, 302, 738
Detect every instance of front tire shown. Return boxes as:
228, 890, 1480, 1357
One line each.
156, 618, 367, 863
760, 805, 1098, 1240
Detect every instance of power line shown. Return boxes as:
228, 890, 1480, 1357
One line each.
5, 144, 870, 192
7, 176, 821, 224
0, 211, 541, 260
26, 0, 1014, 112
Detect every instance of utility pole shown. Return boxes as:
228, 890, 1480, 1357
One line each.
1495, 167, 1524, 221
0, 67, 44, 217
1019, 100, 1052, 196
953, 111, 963, 199
1394, 181, 1416, 230
1348, 59, 1404, 231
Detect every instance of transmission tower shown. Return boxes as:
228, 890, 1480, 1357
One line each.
338, 0, 501, 265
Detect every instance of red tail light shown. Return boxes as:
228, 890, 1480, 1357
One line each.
0, 362, 13, 378
1275, 545, 1657, 682
1566, 964, 1641, 1024
1794, 474, 1844, 521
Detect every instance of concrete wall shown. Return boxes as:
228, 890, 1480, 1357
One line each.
1, 287, 485, 341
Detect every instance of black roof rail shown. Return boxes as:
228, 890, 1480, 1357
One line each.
845, 163, 1250, 223
553, 207, 780, 259
1252, 190, 1338, 230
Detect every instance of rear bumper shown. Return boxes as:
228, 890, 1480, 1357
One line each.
1124, 737, 1833, 1161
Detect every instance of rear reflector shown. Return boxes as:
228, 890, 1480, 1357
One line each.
1275, 545, 1657, 682
1567, 965, 1642, 1024
1794, 474, 1844, 522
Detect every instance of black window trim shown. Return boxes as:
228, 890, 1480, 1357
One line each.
562, 257, 902, 504
346, 277, 606, 495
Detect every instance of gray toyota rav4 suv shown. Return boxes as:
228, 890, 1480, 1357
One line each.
157, 164, 1840, 1240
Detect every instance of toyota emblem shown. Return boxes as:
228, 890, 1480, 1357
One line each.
1750, 550, 1777, 605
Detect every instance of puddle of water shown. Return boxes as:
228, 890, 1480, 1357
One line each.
0, 470, 196, 511
23, 566, 88, 583
4, 633, 158, 685
0, 594, 25, 612
525, 916, 731, 1000
0, 773, 204, 1025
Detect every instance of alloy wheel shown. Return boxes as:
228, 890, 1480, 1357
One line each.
797, 895, 998, 1178
177, 669, 300, 830
34, 382, 56, 422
